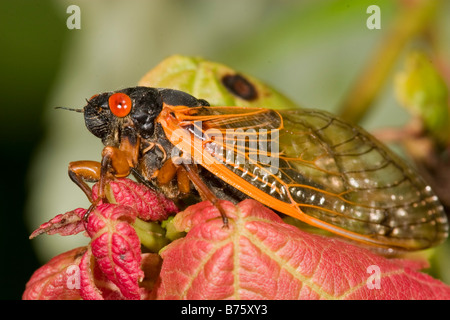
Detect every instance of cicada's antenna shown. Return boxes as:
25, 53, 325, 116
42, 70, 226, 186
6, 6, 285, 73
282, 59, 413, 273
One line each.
55, 106, 84, 113
55, 96, 101, 112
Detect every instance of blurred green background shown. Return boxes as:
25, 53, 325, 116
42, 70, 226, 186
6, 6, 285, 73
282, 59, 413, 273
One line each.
1, 0, 449, 299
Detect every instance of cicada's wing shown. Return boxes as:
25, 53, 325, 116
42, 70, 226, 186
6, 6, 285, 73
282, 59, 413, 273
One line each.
276, 109, 448, 250
160, 105, 449, 250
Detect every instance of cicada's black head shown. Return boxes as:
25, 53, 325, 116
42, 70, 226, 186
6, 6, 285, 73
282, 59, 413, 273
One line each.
83, 87, 163, 145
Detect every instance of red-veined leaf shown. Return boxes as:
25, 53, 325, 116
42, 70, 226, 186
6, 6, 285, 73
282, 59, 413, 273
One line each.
29, 208, 87, 239
79, 246, 130, 300
92, 178, 178, 221
79, 249, 162, 300
79, 246, 108, 300
85, 203, 143, 300
156, 199, 450, 300
23, 247, 86, 300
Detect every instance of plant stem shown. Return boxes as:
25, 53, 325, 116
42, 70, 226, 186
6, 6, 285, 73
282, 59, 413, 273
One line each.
338, 0, 440, 124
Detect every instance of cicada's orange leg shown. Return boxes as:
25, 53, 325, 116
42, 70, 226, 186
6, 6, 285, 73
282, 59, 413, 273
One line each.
68, 160, 102, 203
68, 146, 132, 220
152, 159, 228, 226
176, 166, 191, 194
156, 157, 192, 194
156, 158, 178, 185
98, 145, 132, 197
69, 131, 140, 216
182, 164, 229, 227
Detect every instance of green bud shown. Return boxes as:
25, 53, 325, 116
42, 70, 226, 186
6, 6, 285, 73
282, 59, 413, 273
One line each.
139, 55, 299, 109
395, 51, 449, 145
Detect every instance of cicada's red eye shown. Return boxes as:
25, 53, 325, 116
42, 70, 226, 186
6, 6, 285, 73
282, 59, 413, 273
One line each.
108, 92, 132, 117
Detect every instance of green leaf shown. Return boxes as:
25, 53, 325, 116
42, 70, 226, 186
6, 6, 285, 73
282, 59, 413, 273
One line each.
139, 55, 299, 109
161, 216, 186, 242
133, 218, 170, 253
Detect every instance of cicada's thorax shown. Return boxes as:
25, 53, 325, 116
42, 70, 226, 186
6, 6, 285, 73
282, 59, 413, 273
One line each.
134, 123, 178, 198
121, 87, 225, 202
135, 121, 248, 204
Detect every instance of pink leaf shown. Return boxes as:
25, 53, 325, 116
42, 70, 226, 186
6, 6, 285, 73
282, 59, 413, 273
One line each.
92, 178, 178, 221
79, 247, 107, 300
79, 249, 161, 300
29, 208, 87, 239
157, 199, 450, 300
85, 203, 143, 300
79, 246, 127, 300
23, 247, 86, 300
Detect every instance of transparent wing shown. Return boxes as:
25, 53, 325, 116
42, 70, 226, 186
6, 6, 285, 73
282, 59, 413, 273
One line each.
164, 106, 448, 250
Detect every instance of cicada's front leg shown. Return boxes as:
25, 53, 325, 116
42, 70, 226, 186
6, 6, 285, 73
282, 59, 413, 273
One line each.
68, 146, 131, 201
68, 145, 134, 218
68, 160, 102, 203
69, 130, 140, 204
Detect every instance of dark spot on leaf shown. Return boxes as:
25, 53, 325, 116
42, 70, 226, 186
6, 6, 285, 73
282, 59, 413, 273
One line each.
222, 74, 258, 101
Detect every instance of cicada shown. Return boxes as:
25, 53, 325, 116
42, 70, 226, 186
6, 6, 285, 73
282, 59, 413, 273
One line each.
66, 86, 448, 251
